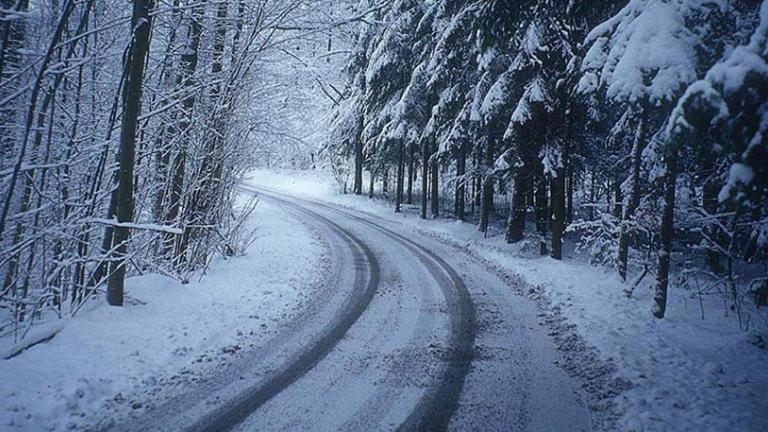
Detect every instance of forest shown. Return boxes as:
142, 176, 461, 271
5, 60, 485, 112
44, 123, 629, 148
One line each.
326, 0, 768, 321
0, 0, 364, 336
0, 0, 767, 431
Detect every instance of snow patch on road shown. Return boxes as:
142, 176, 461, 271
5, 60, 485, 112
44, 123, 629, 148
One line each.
0, 199, 327, 432
247, 168, 768, 432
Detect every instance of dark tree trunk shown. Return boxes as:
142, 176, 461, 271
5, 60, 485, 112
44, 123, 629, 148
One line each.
535, 174, 548, 235
178, 1, 226, 265
702, 160, 722, 274
368, 167, 375, 198
383, 168, 389, 198
407, 143, 414, 204
552, 110, 571, 260
654, 153, 677, 319
0, 0, 29, 157
618, 109, 647, 281
395, 141, 405, 213
455, 144, 466, 221
167, 3, 203, 263
479, 137, 495, 234
421, 138, 429, 219
354, 135, 364, 195
107, 0, 154, 306
612, 176, 623, 219
474, 160, 482, 213
506, 169, 528, 243
430, 143, 439, 217
566, 169, 574, 224
551, 174, 565, 260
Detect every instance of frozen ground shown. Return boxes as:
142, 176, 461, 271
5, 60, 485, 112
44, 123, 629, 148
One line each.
246, 168, 768, 432
0, 199, 327, 432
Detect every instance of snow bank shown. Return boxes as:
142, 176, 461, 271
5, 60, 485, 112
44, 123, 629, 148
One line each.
0, 199, 327, 432
247, 168, 768, 432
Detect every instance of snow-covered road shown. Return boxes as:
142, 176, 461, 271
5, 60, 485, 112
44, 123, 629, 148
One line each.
187, 188, 591, 431
9, 187, 593, 432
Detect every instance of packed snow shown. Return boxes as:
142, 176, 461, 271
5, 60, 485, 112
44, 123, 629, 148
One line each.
0, 198, 327, 431
247, 168, 768, 432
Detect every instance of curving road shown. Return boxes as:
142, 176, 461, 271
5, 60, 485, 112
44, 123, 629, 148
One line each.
109, 188, 591, 432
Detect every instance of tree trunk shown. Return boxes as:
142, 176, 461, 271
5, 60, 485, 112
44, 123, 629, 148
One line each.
551, 174, 565, 259
455, 144, 466, 221
566, 169, 574, 224
407, 143, 414, 204
474, 155, 482, 213
653, 153, 677, 319
179, 1, 226, 264
107, 0, 154, 306
167, 3, 203, 263
618, 108, 647, 281
702, 159, 722, 274
368, 167, 375, 198
383, 168, 389, 198
354, 134, 363, 195
506, 170, 528, 243
430, 142, 439, 217
151, 0, 182, 225
479, 136, 495, 233
0, 0, 29, 158
612, 176, 623, 219
395, 141, 405, 213
534, 174, 548, 236
552, 108, 571, 260
421, 138, 429, 219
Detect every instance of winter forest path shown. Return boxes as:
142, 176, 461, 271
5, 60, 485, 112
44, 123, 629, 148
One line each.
111, 188, 591, 431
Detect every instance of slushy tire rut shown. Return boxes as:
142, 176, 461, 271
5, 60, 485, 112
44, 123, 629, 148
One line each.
187, 191, 381, 432
252, 188, 477, 432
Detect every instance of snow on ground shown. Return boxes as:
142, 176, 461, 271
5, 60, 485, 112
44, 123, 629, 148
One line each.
0, 198, 327, 432
247, 168, 768, 432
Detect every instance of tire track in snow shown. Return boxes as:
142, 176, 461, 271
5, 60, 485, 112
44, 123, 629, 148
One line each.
187, 190, 381, 432
252, 188, 476, 432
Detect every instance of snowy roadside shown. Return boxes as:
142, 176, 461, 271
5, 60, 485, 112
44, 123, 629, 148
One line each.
247, 168, 768, 432
0, 198, 328, 432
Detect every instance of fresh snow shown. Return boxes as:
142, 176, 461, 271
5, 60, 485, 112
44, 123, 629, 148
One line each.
0, 199, 327, 432
579, 0, 707, 104
247, 168, 768, 432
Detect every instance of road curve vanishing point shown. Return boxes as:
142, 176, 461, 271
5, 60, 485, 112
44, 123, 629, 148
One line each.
250, 188, 477, 432
187, 193, 383, 432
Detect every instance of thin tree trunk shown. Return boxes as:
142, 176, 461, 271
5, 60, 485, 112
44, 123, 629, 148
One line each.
566, 169, 574, 224
383, 168, 389, 198
395, 141, 404, 213
506, 170, 527, 243
430, 142, 439, 217
421, 138, 429, 219
612, 176, 623, 219
354, 134, 364, 195
552, 109, 571, 260
0, 0, 29, 157
479, 136, 494, 233
169, 3, 204, 265
455, 143, 466, 221
618, 108, 647, 281
654, 152, 677, 319
106, 0, 154, 306
535, 173, 548, 236
0, 0, 76, 242
702, 159, 722, 274
407, 143, 414, 204
473, 153, 481, 214
368, 167, 375, 198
